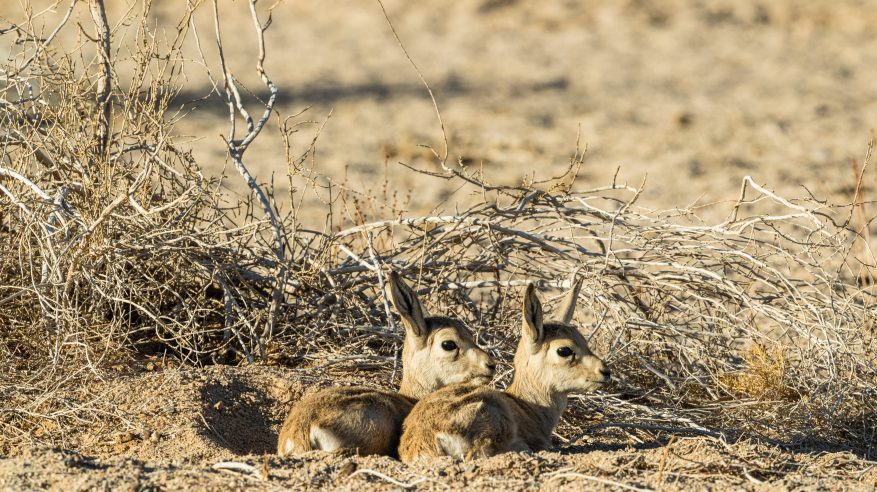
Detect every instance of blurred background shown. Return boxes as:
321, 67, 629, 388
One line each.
5, 0, 877, 222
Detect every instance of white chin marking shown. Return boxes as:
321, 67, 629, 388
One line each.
436, 433, 469, 459
575, 381, 599, 392
310, 426, 342, 452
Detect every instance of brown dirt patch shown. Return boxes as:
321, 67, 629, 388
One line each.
2, 366, 874, 490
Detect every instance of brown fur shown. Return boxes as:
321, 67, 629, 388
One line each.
399, 281, 610, 462
277, 272, 495, 457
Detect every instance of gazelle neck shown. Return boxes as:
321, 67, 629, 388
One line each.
398, 372, 425, 399
506, 371, 568, 439
398, 339, 428, 399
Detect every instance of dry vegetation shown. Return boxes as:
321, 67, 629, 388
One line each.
0, 0, 875, 489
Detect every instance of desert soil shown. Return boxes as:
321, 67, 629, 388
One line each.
1, 366, 874, 491
11, 0, 870, 222
2, 0, 877, 490
172, 0, 877, 224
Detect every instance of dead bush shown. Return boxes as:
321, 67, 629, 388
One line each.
721, 344, 797, 401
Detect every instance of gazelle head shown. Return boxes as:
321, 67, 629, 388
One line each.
388, 271, 496, 399
513, 280, 610, 395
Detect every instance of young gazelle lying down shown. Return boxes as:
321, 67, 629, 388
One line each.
398, 281, 610, 462
276, 271, 496, 457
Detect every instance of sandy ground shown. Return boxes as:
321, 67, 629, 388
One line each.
1, 366, 874, 491
3, 0, 877, 489
168, 0, 877, 223
9, 0, 875, 220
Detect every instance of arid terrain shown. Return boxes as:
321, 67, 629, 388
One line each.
181, 0, 877, 221
11, 0, 875, 219
2, 0, 877, 490
1, 366, 874, 491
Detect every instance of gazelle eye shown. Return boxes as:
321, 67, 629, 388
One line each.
557, 347, 573, 357
441, 340, 458, 351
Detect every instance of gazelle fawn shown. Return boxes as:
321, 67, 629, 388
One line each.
398, 280, 610, 462
276, 271, 496, 457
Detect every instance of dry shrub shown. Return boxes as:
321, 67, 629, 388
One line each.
720, 344, 796, 401
0, 3, 274, 364
0, 0, 875, 460
0, 0, 293, 447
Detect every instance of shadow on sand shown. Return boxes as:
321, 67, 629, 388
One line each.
197, 374, 282, 456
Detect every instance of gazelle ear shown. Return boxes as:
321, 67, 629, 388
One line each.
387, 271, 428, 339
556, 276, 583, 324
521, 284, 544, 345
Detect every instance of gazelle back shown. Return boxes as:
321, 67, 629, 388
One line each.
398, 280, 610, 461
276, 271, 495, 457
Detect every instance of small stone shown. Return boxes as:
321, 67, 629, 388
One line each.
676, 112, 694, 128
116, 431, 136, 444
213, 401, 223, 411
339, 461, 357, 477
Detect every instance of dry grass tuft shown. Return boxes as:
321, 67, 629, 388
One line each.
720, 344, 796, 401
